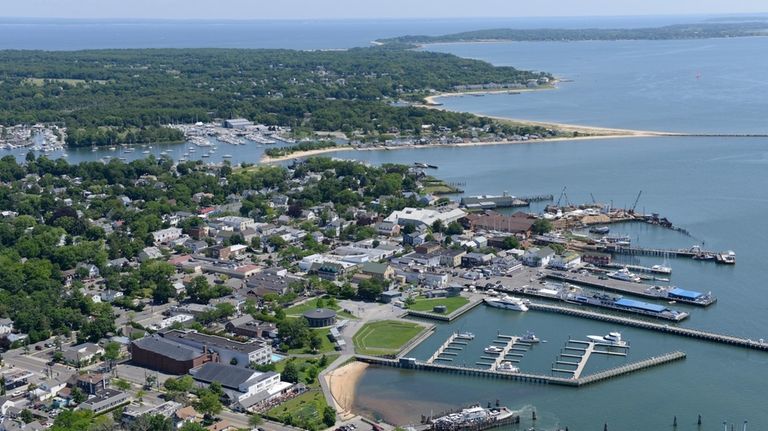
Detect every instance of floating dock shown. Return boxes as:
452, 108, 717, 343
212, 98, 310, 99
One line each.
357, 351, 686, 387
427, 333, 465, 364
527, 302, 768, 351
552, 339, 629, 379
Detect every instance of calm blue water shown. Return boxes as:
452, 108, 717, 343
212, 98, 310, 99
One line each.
0, 16, 735, 50
429, 37, 768, 134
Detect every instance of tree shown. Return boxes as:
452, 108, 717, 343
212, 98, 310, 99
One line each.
113, 378, 131, 391
194, 390, 223, 417
431, 219, 444, 233
104, 341, 121, 362
20, 409, 35, 424
249, 414, 264, 427
282, 361, 299, 383
323, 405, 337, 427
532, 219, 552, 235
445, 221, 464, 235
501, 236, 520, 250
50, 409, 95, 431
71, 387, 87, 404
309, 334, 322, 352
128, 414, 173, 431
277, 318, 310, 349
179, 424, 207, 431
357, 278, 385, 302
305, 365, 319, 384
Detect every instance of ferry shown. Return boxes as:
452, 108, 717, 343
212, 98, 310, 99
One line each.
589, 226, 610, 234
716, 251, 736, 265
568, 292, 688, 321
429, 405, 518, 431
607, 267, 641, 283
587, 332, 627, 347
497, 361, 520, 372
484, 346, 503, 354
484, 295, 529, 311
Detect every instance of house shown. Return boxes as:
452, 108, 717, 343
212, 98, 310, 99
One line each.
549, 252, 582, 270
522, 247, 556, 267
375, 221, 401, 237
414, 242, 442, 255
395, 268, 449, 288
439, 249, 466, 268
162, 330, 272, 367
75, 263, 100, 279
153, 227, 183, 245
309, 262, 349, 281
138, 246, 164, 262
130, 334, 217, 375
242, 271, 292, 297
121, 401, 182, 427
107, 258, 129, 270
359, 262, 394, 281
76, 373, 108, 395
62, 343, 104, 365
461, 252, 493, 268
216, 216, 257, 232
189, 362, 286, 411
217, 244, 248, 260
379, 290, 402, 304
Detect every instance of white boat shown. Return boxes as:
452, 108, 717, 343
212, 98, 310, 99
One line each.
457, 332, 475, 340
521, 331, 540, 343
607, 267, 641, 283
484, 345, 503, 354
651, 264, 672, 274
223, 154, 233, 158
497, 361, 519, 372
587, 332, 627, 346
484, 295, 529, 311
142, 150, 150, 154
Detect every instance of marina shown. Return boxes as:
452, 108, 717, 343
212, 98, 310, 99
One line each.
356, 351, 686, 387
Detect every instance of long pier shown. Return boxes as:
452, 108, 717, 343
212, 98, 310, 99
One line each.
356, 351, 685, 387
543, 270, 716, 306
527, 302, 768, 351
488, 336, 521, 371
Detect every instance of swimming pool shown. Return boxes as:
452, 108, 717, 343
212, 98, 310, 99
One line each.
271, 353, 286, 362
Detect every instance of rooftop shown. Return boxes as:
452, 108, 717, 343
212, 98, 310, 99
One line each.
132, 335, 205, 361
303, 308, 337, 320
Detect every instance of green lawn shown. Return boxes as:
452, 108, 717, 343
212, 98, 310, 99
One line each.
408, 296, 470, 314
267, 355, 338, 429
353, 320, 424, 356
286, 328, 338, 355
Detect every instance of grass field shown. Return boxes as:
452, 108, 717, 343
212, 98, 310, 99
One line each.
353, 320, 424, 356
267, 354, 338, 429
408, 296, 470, 314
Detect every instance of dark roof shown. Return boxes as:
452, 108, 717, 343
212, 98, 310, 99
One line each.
303, 308, 337, 320
162, 330, 268, 353
132, 335, 204, 361
191, 363, 276, 390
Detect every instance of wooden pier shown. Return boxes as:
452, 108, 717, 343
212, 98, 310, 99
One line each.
527, 302, 768, 351
427, 333, 462, 364
553, 339, 629, 379
356, 351, 686, 387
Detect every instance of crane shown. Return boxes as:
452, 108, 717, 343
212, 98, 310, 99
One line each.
556, 186, 571, 207
590, 193, 597, 205
629, 190, 643, 214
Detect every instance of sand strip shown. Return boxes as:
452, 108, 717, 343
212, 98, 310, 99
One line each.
325, 361, 369, 417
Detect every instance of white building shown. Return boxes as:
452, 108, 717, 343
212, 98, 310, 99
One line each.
190, 362, 287, 411
384, 207, 466, 228
0, 318, 13, 335
216, 216, 257, 232
152, 227, 183, 245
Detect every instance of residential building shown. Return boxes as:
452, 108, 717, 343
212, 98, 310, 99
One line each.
153, 227, 183, 245
461, 252, 493, 268
79, 389, 131, 414
549, 252, 582, 270
0, 318, 12, 335
359, 262, 394, 281
226, 315, 278, 339
62, 343, 104, 365
522, 247, 556, 267
138, 246, 163, 262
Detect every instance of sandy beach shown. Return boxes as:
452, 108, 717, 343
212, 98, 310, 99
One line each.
422, 86, 555, 106
325, 361, 369, 417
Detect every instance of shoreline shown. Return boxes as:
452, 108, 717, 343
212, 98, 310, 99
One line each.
325, 361, 369, 418
260, 131, 664, 163
422, 86, 555, 106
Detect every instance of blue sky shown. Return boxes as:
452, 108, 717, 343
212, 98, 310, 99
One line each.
2, 0, 766, 20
